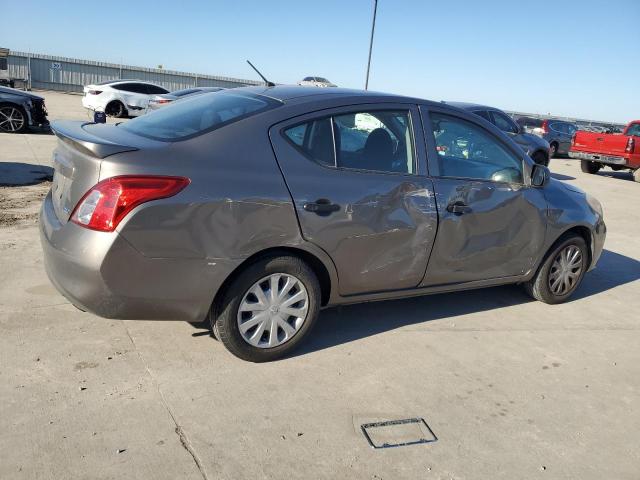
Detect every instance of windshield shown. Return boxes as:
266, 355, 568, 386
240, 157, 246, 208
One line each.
120, 91, 281, 141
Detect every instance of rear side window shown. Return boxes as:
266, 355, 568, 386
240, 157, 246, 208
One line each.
146, 84, 170, 94
120, 91, 280, 141
283, 110, 415, 174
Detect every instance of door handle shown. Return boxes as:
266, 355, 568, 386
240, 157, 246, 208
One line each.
303, 199, 341, 215
447, 201, 472, 215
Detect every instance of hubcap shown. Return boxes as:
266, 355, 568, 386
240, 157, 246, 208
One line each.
237, 273, 309, 349
548, 245, 583, 296
0, 107, 25, 132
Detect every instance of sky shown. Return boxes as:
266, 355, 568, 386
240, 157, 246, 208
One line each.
1, 0, 638, 123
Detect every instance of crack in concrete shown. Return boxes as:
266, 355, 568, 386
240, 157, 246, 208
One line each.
124, 323, 210, 480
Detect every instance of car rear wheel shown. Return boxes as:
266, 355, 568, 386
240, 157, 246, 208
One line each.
531, 151, 549, 166
524, 234, 588, 304
212, 255, 321, 362
105, 101, 126, 118
580, 160, 601, 174
0, 104, 28, 133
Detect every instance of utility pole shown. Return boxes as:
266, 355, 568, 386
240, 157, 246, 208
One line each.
365, 0, 378, 90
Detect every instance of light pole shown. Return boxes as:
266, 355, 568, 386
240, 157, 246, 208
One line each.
365, 0, 378, 90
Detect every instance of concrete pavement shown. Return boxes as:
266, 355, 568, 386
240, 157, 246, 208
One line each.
0, 91, 638, 479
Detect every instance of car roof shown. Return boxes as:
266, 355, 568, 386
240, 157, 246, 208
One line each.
444, 101, 500, 112
236, 85, 432, 105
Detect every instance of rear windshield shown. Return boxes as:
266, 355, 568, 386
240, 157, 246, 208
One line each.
120, 91, 281, 141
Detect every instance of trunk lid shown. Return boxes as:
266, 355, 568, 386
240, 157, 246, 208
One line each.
572, 130, 630, 156
49, 120, 160, 223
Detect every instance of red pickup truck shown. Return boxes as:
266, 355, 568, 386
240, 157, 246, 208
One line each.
569, 120, 640, 182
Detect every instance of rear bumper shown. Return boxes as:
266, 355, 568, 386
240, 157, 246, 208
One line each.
39, 191, 237, 322
569, 151, 628, 166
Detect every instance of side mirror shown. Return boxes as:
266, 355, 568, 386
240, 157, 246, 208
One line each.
531, 164, 550, 187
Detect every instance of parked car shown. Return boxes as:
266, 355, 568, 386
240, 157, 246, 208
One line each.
297, 77, 337, 88
570, 120, 640, 182
82, 80, 170, 118
146, 87, 224, 112
515, 117, 578, 158
446, 102, 551, 165
0, 85, 49, 133
41, 86, 606, 362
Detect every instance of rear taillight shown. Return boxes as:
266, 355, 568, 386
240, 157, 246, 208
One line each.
541, 120, 549, 134
88, 90, 103, 95
626, 136, 635, 154
70, 176, 190, 232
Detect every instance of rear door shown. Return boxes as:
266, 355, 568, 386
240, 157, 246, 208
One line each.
420, 106, 547, 286
270, 104, 438, 296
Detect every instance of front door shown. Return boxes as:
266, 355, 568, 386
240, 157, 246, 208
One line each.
420, 107, 547, 286
270, 105, 438, 296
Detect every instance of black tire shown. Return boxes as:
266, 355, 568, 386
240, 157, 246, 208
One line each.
549, 142, 558, 158
633, 169, 640, 183
524, 234, 588, 304
212, 255, 321, 362
581, 160, 601, 174
531, 151, 549, 166
105, 101, 126, 118
0, 104, 28, 133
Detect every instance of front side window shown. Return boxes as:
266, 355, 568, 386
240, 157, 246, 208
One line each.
120, 91, 280, 141
283, 110, 415, 174
491, 111, 519, 134
430, 112, 523, 183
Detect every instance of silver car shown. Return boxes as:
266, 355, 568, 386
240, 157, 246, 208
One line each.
40, 86, 606, 362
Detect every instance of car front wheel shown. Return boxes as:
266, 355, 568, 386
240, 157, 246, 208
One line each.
0, 105, 28, 133
524, 234, 588, 304
212, 255, 321, 362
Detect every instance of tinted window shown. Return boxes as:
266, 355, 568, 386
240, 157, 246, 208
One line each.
549, 122, 566, 134
284, 110, 415, 174
472, 110, 491, 121
120, 91, 280, 141
302, 77, 313, 81
566, 123, 578, 135
430, 113, 523, 183
146, 84, 170, 94
112, 83, 145, 93
516, 117, 543, 128
491, 111, 519, 134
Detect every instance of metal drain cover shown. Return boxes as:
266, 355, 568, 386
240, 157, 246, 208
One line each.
361, 418, 437, 449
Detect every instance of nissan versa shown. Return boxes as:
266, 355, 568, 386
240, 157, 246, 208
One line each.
40, 87, 606, 362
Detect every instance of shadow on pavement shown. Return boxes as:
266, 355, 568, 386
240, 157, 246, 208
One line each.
597, 170, 634, 182
551, 173, 575, 181
188, 249, 639, 355
0, 162, 53, 186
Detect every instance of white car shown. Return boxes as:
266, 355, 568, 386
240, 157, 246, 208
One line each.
82, 80, 170, 118
297, 76, 337, 88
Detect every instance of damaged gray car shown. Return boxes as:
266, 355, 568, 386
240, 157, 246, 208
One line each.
40, 86, 606, 362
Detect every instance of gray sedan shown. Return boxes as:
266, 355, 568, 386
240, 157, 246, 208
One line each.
40, 86, 606, 362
